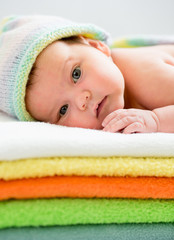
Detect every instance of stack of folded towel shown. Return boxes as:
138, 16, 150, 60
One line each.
0, 117, 174, 240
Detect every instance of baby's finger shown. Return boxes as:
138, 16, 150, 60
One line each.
123, 122, 144, 134
103, 116, 138, 133
102, 109, 125, 127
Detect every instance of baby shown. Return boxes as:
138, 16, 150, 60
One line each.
0, 15, 174, 133
26, 37, 174, 134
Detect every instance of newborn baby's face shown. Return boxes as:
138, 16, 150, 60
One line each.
26, 38, 125, 129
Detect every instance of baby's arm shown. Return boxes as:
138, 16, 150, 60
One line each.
102, 106, 174, 134
104, 46, 174, 134
153, 105, 174, 133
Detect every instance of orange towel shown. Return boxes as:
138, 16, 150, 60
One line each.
0, 176, 174, 200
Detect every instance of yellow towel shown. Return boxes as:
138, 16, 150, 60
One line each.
0, 156, 174, 180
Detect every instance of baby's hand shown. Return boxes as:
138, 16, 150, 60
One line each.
102, 109, 159, 134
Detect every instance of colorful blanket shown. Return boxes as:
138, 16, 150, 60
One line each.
110, 35, 174, 48
0, 156, 174, 180
0, 224, 174, 240
0, 198, 174, 228
1, 176, 174, 200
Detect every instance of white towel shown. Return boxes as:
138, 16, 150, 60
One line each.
0, 111, 174, 161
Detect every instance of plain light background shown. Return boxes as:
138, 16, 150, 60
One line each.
0, 0, 173, 37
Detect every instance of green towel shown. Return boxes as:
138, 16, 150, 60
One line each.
0, 224, 174, 240
0, 198, 174, 228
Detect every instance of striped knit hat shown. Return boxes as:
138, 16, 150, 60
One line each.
0, 15, 110, 121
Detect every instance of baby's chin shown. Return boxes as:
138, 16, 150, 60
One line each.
59, 120, 101, 130
76, 121, 103, 131
90, 125, 103, 131
87, 121, 103, 131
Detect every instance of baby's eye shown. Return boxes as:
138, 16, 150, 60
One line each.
59, 104, 68, 117
72, 67, 81, 83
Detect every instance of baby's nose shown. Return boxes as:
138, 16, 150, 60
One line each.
76, 90, 91, 110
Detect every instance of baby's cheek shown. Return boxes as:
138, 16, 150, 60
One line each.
61, 115, 101, 129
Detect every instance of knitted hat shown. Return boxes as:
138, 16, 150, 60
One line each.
0, 15, 110, 121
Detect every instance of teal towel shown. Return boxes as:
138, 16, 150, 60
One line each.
0, 198, 174, 228
0, 224, 173, 240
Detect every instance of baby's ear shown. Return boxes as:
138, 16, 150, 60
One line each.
80, 36, 111, 57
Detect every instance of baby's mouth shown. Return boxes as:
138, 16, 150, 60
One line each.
96, 96, 107, 118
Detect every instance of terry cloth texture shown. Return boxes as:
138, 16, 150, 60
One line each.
0, 156, 174, 180
0, 15, 109, 121
1, 122, 174, 161
0, 224, 174, 240
0, 176, 174, 200
0, 198, 174, 228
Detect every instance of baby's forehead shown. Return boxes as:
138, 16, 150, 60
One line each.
35, 40, 69, 66
34, 36, 88, 75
